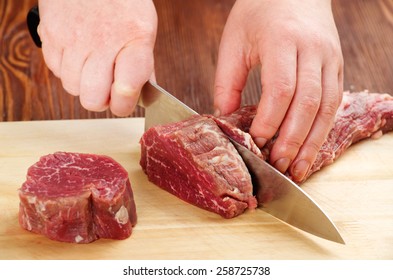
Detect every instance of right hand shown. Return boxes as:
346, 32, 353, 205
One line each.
38, 0, 158, 116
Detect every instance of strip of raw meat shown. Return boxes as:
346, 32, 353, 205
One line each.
140, 116, 257, 219
211, 107, 265, 160
19, 152, 137, 243
214, 91, 393, 184
303, 91, 393, 182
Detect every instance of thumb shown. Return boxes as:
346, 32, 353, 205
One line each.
213, 30, 249, 116
110, 42, 155, 117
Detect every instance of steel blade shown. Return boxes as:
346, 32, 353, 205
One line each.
138, 81, 198, 131
231, 140, 345, 244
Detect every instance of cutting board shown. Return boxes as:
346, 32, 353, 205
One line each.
0, 118, 392, 260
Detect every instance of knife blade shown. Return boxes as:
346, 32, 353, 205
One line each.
139, 81, 345, 244
230, 140, 345, 244
138, 81, 198, 130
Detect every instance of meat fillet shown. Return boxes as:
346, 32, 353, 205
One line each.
19, 152, 137, 243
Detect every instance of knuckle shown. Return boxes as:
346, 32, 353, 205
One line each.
214, 84, 226, 98
297, 93, 321, 112
275, 134, 304, 157
250, 115, 280, 139
320, 37, 343, 64
258, 118, 280, 134
124, 21, 157, 43
268, 80, 296, 101
277, 22, 301, 38
320, 98, 339, 120
307, 33, 324, 50
320, 90, 342, 119
282, 137, 303, 151
303, 140, 321, 155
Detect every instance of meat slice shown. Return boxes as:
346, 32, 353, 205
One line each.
140, 116, 257, 218
19, 152, 137, 243
212, 106, 264, 159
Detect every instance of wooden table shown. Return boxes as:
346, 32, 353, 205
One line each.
1, 0, 393, 261
1, 118, 392, 259
1, 0, 393, 121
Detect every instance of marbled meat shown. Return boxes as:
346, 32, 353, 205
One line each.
140, 116, 257, 218
19, 152, 137, 243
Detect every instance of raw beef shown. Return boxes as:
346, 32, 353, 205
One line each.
140, 91, 393, 217
212, 91, 393, 204
303, 91, 393, 182
19, 152, 137, 243
215, 91, 393, 183
140, 116, 257, 218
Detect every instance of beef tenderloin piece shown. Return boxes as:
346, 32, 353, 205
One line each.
140, 116, 257, 219
18, 152, 137, 243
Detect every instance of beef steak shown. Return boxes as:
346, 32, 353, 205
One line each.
19, 152, 137, 243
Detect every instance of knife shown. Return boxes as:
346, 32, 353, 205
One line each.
26, 7, 344, 244
139, 81, 345, 244
138, 81, 198, 130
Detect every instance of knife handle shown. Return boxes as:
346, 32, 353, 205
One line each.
27, 5, 42, 48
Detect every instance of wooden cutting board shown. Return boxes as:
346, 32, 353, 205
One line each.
0, 118, 392, 260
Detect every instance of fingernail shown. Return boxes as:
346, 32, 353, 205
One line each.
254, 137, 267, 148
274, 158, 291, 173
292, 159, 310, 181
214, 108, 221, 117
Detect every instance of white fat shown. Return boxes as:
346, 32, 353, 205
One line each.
27, 196, 36, 204
25, 217, 32, 231
74, 235, 84, 243
231, 187, 240, 194
243, 133, 252, 143
115, 205, 129, 225
38, 201, 46, 212
208, 155, 221, 164
371, 130, 383, 139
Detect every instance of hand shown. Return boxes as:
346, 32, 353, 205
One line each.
38, 0, 158, 116
214, 0, 344, 182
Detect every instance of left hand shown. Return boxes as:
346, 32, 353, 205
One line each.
213, 0, 344, 182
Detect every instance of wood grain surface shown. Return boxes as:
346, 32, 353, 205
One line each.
1, 0, 393, 121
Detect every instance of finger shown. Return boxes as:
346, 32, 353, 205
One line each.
289, 62, 343, 182
41, 40, 62, 78
79, 50, 116, 112
110, 42, 155, 117
60, 47, 88, 96
150, 71, 157, 83
213, 28, 249, 116
268, 51, 322, 174
249, 41, 297, 148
